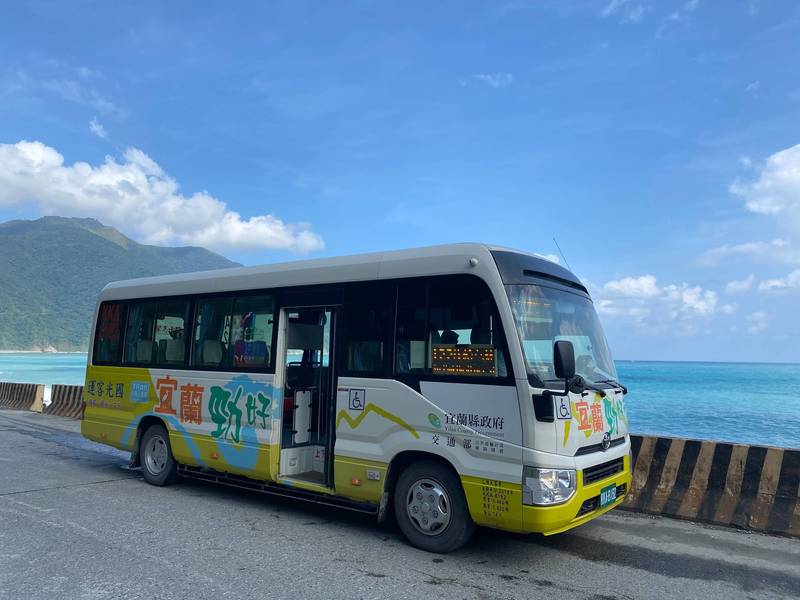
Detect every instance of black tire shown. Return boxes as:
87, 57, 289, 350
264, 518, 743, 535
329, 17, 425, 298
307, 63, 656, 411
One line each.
393, 460, 475, 553
140, 424, 177, 486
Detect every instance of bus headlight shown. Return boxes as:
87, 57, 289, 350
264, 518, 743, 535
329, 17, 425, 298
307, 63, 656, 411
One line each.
522, 467, 576, 506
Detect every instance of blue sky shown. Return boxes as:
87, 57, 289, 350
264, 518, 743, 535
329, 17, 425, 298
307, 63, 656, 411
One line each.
1, 1, 799, 363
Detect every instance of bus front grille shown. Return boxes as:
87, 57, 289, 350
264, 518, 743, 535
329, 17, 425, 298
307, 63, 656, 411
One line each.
582, 457, 624, 485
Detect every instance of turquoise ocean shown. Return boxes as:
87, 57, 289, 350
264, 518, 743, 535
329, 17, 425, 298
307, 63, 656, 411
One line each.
1, 353, 798, 448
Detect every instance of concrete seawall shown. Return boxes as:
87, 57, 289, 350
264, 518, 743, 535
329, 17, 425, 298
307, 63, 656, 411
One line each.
624, 434, 799, 537
1, 381, 798, 537
43, 384, 85, 419
0, 382, 44, 412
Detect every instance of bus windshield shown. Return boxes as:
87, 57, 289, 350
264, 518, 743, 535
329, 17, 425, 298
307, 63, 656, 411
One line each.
505, 284, 617, 386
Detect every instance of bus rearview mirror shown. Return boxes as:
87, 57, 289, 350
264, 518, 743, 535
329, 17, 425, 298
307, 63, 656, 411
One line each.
553, 340, 576, 381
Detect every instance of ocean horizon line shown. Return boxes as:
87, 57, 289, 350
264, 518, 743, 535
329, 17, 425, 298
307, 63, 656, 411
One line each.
616, 358, 800, 366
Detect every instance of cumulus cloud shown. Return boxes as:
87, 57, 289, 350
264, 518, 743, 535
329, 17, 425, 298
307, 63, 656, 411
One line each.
603, 274, 660, 298
0, 140, 324, 254
89, 117, 107, 139
730, 143, 800, 233
595, 274, 719, 334
725, 274, 755, 294
758, 269, 800, 293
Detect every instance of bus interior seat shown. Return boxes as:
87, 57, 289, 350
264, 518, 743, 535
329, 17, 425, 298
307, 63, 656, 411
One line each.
136, 340, 156, 363
471, 328, 491, 345
164, 339, 185, 364
202, 340, 224, 366
348, 341, 382, 372
286, 362, 316, 390
233, 339, 269, 367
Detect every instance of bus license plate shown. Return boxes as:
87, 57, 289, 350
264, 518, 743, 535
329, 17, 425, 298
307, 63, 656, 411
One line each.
600, 484, 617, 508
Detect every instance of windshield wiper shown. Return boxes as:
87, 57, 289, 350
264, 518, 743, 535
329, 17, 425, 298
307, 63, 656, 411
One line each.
596, 379, 628, 395
567, 375, 608, 398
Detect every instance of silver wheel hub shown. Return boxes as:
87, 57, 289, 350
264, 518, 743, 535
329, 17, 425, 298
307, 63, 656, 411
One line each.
144, 434, 168, 476
406, 478, 451, 536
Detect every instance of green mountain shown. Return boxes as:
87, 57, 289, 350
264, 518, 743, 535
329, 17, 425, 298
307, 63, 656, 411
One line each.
0, 216, 240, 351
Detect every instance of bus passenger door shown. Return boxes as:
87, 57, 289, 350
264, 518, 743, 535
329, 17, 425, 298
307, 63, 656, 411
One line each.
278, 306, 337, 488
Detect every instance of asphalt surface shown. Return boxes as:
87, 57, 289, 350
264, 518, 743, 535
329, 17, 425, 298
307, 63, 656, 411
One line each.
1, 410, 799, 600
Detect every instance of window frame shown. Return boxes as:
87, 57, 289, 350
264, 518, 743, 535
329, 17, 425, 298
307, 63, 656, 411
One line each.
120, 298, 193, 369
226, 294, 278, 371
90, 274, 515, 384
390, 274, 516, 387
92, 301, 127, 366
93, 289, 279, 374
336, 280, 394, 379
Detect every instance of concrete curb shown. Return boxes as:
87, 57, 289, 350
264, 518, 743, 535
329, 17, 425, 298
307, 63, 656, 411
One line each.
0, 382, 44, 412
43, 384, 84, 419
623, 434, 800, 538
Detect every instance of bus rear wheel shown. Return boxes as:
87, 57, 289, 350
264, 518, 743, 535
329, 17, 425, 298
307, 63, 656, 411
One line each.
393, 460, 475, 553
140, 423, 177, 486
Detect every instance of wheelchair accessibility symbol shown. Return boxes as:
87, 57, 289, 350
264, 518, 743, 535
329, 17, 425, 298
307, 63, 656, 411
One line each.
348, 389, 366, 411
556, 396, 572, 420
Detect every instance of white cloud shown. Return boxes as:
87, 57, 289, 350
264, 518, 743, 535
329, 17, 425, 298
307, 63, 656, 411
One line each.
533, 253, 560, 264
595, 274, 719, 334
6, 70, 121, 115
601, 0, 649, 24
603, 274, 661, 298
758, 269, 800, 293
745, 80, 760, 95
601, 0, 628, 17
467, 73, 513, 88
699, 239, 800, 266
730, 143, 800, 233
746, 311, 768, 334
725, 274, 755, 294
720, 303, 737, 315
657, 0, 700, 36
89, 117, 107, 139
0, 140, 324, 254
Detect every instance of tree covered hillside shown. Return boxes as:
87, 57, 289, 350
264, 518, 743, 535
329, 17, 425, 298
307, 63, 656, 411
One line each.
0, 216, 239, 351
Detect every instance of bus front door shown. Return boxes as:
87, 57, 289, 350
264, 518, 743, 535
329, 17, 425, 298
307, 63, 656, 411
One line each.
278, 306, 337, 488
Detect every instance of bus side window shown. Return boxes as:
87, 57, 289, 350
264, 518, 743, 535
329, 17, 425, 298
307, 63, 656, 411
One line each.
154, 300, 190, 366
229, 295, 275, 369
395, 281, 428, 374
94, 302, 125, 364
191, 297, 233, 369
341, 282, 391, 376
124, 302, 158, 365
395, 276, 509, 378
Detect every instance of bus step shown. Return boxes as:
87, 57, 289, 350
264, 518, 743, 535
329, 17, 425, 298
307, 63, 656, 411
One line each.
177, 464, 379, 515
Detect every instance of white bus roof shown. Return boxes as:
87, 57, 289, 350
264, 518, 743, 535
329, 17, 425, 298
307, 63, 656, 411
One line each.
99, 243, 582, 301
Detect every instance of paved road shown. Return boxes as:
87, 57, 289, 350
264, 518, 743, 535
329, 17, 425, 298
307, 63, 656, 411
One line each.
1, 410, 798, 600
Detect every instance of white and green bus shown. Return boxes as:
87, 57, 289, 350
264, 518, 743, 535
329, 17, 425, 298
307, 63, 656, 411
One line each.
82, 243, 630, 552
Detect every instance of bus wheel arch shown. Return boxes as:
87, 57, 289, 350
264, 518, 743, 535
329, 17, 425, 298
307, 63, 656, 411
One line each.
386, 451, 475, 553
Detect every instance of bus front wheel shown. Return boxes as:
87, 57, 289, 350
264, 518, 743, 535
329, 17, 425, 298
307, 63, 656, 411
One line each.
393, 460, 475, 553
140, 423, 178, 486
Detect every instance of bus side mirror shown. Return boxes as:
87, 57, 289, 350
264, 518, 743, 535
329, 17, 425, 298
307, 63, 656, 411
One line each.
553, 340, 576, 380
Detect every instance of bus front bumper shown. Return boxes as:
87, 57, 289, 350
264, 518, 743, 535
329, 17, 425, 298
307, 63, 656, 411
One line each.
521, 454, 631, 536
